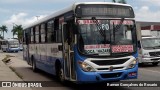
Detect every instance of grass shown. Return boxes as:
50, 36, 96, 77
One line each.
9, 66, 23, 79
2, 54, 15, 63
1, 55, 23, 79
2, 55, 10, 63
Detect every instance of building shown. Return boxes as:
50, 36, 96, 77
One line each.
137, 21, 160, 37
141, 25, 160, 37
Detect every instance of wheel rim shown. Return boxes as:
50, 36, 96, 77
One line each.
59, 68, 64, 82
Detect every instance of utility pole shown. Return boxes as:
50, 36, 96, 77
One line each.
36, 16, 40, 20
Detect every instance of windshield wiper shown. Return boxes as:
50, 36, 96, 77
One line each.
92, 17, 105, 36
92, 17, 107, 44
112, 18, 124, 43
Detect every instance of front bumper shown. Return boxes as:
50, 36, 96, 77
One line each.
8, 48, 20, 52
76, 64, 138, 83
141, 57, 160, 63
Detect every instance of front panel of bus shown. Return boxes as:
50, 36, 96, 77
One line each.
7, 40, 20, 52
73, 4, 138, 83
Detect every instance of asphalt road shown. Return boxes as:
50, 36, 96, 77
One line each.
1, 51, 160, 90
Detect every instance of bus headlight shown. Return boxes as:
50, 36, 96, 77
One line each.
78, 61, 95, 72
127, 59, 137, 69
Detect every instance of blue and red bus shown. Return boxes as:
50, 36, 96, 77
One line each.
23, 2, 138, 83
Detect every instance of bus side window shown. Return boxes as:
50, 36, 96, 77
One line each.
54, 19, 59, 43
47, 20, 54, 43
40, 23, 46, 43
35, 25, 40, 43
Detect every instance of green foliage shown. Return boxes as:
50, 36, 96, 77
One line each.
0, 25, 8, 39
112, 0, 116, 2
112, 0, 127, 4
0, 35, 3, 39
12, 25, 23, 42
118, 0, 127, 4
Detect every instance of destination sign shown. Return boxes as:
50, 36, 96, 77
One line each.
76, 5, 135, 18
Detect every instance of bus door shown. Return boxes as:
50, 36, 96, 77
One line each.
25, 33, 30, 64
62, 22, 76, 81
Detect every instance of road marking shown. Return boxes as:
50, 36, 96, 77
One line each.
139, 68, 160, 74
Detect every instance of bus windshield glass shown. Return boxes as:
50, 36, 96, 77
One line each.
77, 19, 136, 56
142, 38, 160, 49
8, 41, 19, 45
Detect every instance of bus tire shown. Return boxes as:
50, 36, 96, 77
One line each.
55, 61, 65, 83
31, 56, 37, 72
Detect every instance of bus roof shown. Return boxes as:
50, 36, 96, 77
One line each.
23, 2, 132, 30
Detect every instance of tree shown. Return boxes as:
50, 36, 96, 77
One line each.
0, 25, 8, 39
0, 28, 1, 38
12, 25, 23, 43
0, 35, 3, 39
112, 0, 127, 4
118, 0, 127, 4
112, 0, 116, 3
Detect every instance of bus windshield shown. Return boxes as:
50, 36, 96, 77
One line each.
8, 41, 19, 45
77, 19, 136, 56
142, 38, 160, 49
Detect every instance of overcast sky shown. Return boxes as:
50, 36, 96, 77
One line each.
0, 0, 160, 38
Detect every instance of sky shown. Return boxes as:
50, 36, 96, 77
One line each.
0, 0, 160, 38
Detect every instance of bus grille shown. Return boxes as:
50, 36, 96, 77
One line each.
149, 52, 160, 57
100, 72, 122, 78
91, 58, 129, 66
97, 67, 124, 70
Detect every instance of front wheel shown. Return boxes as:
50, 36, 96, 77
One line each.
56, 64, 65, 83
32, 57, 37, 72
